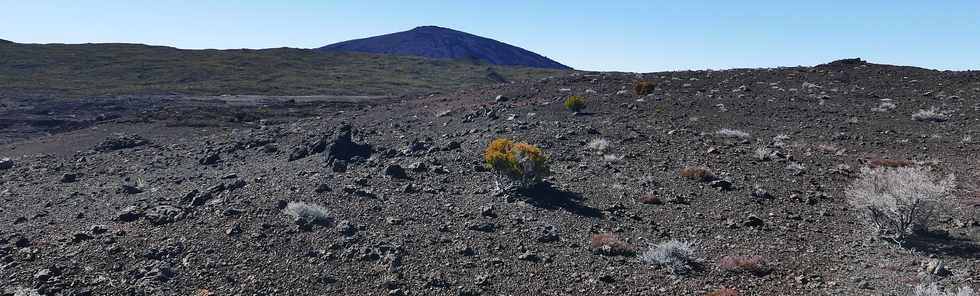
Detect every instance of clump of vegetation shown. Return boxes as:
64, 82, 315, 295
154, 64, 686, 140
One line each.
680, 166, 717, 182
587, 138, 610, 153
484, 138, 550, 190
633, 80, 655, 96
912, 107, 950, 122
912, 284, 975, 296
283, 202, 332, 228
640, 240, 696, 275
716, 128, 751, 139
846, 167, 956, 242
564, 95, 585, 112
590, 233, 634, 256
706, 288, 739, 296
753, 146, 777, 161
718, 255, 769, 275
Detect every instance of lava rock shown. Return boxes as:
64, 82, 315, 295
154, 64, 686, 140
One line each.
114, 206, 143, 222
0, 158, 14, 170
144, 206, 186, 225
384, 164, 408, 179
198, 151, 221, 165
60, 173, 77, 183
94, 134, 149, 151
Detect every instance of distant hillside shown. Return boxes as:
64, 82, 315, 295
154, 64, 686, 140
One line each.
320, 26, 572, 70
0, 41, 567, 97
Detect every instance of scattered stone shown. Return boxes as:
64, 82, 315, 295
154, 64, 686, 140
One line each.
466, 222, 495, 232
408, 162, 428, 172
60, 173, 77, 183
226, 179, 247, 191
384, 164, 408, 179
324, 124, 373, 163
144, 206, 186, 225
34, 268, 58, 282
480, 205, 496, 217
925, 259, 948, 275
90, 225, 109, 235
95, 134, 149, 151
517, 251, 540, 262
114, 206, 143, 222
709, 179, 734, 191
225, 223, 242, 236
71, 231, 93, 243
315, 183, 333, 193
118, 184, 143, 194
495, 95, 509, 102
386, 217, 403, 225
198, 151, 221, 165
336, 220, 356, 236
0, 157, 13, 170
535, 224, 560, 243
332, 160, 348, 173
744, 215, 765, 227
752, 187, 771, 199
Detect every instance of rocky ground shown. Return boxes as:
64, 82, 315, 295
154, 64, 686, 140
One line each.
1, 59, 979, 295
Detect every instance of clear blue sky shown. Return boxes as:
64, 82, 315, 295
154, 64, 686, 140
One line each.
3, 0, 979, 72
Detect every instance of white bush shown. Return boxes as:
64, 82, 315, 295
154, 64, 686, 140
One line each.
587, 138, 610, 152
912, 107, 950, 122
753, 146, 777, 161
716, 128, 750, 139
845, 167, 955, 241
912, 283, 975, 296
640, 240, 695, 275
283, 202, 332, 225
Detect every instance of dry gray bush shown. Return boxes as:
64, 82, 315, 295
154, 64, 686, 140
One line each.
587, 138, 610, 153
846, 167, 955, 241
716, 128, 750, 139
753, 146, 777, 161
640, 240, 695, 275
912, 284, 975, 296
912, 107, 950, 122
283, 202, 332, 226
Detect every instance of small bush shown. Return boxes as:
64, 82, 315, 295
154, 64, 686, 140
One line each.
716, 128, 750, 139
564, 95, 585, 112
680, 166, 716, 182
602, 154, 624, 163
718, 255, 768, 275
590, 233, 634, 256
912, 284, 975, 296
633, 80, 655, 96
846, 167, 956, 241
912, 107, 950, 122
484, 138, 550, 189
587, 138, 609, 152
283, 202, 332, 227
706, 288, 739, 296
753, 146, 777, 161
640, 240, 695, 275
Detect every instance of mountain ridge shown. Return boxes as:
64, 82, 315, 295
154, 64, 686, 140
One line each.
319, 26, 572, 70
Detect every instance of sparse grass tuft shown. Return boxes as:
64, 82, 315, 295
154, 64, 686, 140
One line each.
640, 240, 696, 275
846, 167, 956, 241
912, 283, 975, 296
590, 233, 635, 256
912, 107, 950, 122
753, 146, 777, 161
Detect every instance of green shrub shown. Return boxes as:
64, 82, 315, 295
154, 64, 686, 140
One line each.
484, 138, 549, 189
564, 95, 585, 112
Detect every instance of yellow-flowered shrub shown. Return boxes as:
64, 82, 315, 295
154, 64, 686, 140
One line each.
484, 138, 549, 189
564, 95, 585, 112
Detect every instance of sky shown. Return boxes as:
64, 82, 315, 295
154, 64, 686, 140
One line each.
3, 0, 980, 72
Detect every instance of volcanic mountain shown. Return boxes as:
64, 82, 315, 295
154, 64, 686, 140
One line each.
319, 26, 572, 69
